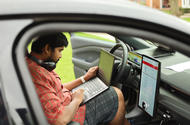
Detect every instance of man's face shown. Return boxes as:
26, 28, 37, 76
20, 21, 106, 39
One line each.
45, 46, 64, 63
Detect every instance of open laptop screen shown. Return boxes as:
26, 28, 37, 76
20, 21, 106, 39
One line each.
98, 49, 115, 85
138, 55, 160, 117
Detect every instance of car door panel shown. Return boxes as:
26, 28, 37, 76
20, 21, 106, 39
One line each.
70, 34, 116, 78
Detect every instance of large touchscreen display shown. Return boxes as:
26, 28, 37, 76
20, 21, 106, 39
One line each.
138, 55, 160, 117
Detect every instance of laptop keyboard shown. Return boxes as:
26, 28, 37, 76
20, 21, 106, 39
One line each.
84, 78, 107, 96
72, 77, 108, 102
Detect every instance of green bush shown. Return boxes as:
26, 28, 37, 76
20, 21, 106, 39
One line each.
180, 8, 190, 14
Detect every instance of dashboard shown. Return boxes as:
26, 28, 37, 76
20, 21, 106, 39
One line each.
125, 48, 190, 125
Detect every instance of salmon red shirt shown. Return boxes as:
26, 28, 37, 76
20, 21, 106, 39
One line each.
26, 57, 86, 125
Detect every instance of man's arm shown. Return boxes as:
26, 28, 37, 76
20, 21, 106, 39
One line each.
54, 89, 84, 125
63, 66, 98, 90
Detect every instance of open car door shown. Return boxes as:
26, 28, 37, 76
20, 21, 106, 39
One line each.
70, 32, 117, 78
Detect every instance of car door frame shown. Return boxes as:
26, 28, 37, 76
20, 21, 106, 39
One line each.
13, 13, 190, 124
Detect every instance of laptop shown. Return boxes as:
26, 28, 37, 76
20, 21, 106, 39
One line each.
72, 49, 115, 104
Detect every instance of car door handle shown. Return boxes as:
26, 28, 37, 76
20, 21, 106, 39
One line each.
72, 58, 99, 69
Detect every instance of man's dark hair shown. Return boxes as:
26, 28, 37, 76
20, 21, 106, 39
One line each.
31, 33, 68, 53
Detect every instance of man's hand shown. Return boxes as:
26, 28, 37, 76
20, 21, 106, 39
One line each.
55, 89, 85, 125
72, 89, 84, 104
63, 66, 98, 90
84, 66, 98, 81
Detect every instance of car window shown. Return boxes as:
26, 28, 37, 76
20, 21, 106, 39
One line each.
15, 20, 190, 125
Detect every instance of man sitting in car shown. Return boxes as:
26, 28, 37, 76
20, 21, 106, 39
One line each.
26, 32, 131, 125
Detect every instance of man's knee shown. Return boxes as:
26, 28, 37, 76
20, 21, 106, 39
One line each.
112, 87, 124, 102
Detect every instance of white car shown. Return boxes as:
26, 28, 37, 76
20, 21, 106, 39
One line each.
0, 0, 190, 125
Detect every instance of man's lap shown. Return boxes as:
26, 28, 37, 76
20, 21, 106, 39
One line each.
83, 87, 118, 125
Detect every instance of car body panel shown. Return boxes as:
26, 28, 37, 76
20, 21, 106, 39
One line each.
0, 0, 190, 36
0, 19, 33, 124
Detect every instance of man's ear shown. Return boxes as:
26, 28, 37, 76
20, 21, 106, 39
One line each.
44, 44, 51, 55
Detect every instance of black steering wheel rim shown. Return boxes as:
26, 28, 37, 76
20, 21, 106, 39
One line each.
110, 42, 128, 82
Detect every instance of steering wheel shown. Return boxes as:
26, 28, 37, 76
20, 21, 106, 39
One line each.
110, 42, 128, 82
